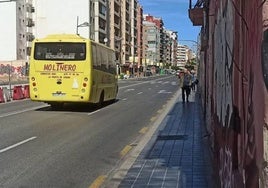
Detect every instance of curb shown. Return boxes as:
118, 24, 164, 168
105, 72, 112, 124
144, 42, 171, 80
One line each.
104, 88, 181, 187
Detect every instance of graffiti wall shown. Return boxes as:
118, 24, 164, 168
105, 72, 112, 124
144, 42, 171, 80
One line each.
200, 0, 266, 187
261, 1, 268, 187
0, 60, 28, 84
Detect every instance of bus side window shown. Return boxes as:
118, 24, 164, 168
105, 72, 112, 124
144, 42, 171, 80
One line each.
103, 49, 109, 72
100, 48, 106, 71
108, 51, 115, 74
92, 45, 97, 69
96, 46, 102, 70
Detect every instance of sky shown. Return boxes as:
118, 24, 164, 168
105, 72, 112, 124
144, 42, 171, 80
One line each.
139, 0, 201, 48
0, 2, 16, 61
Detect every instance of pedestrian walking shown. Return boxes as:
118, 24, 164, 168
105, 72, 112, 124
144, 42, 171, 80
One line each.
191, 73, 196, 91
178, 69, 192, 102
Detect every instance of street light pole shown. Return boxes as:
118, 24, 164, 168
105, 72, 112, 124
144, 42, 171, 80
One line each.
8, 61, 12, 97
76, 16, 79, 35
88, 0, 91, 39
76, 16, 90, 36
0, 0, 16, 3
132, 46, 135, 77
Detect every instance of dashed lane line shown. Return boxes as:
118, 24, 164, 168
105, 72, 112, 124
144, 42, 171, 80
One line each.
87, 110, 100, 116
0, 136, 37, 154
120, 145, 133, 158
0, 105, 49, 118
139, 127, 149, 134
89, 175, 107, 188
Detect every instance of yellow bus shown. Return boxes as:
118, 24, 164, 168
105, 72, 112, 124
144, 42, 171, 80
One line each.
29, 34, 118, 108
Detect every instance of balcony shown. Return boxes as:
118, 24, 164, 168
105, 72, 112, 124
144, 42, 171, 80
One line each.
188, 7, 204, 26
188, 0, 205, 26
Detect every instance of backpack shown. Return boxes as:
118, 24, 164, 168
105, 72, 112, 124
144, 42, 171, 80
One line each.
183, 74, 191, 86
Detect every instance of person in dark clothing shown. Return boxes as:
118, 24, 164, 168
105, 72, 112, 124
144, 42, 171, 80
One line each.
179, 69, 192, 102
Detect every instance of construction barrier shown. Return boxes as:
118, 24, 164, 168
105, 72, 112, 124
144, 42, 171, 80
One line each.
0, 88, 4, 103
23, 85, 30, 98
2, 87, 11, 102
13, 85, 24, 100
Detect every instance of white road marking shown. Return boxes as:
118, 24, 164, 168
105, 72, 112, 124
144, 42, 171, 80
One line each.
137, 92, 143, 95
171, 81, 178, 85
125, 88, 135, 92
122, 98, 127, 101
0, 136, 37, 154
87, 110, 100, 116
119, 81, 150, 89
0, 104, 49, 118
158, 90, 172, 94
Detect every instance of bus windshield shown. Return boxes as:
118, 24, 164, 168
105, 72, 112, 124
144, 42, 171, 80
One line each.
34, 42, 86, 61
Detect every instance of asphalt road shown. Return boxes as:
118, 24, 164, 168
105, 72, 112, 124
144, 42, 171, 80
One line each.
0, 75, 179, 188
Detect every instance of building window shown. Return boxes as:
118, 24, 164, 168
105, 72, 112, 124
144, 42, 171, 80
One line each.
99, 18, 106, 30
148, 41, 156, 44
99, 4, 106, 16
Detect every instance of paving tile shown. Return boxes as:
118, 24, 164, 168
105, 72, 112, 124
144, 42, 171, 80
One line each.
118, 92, 214, 188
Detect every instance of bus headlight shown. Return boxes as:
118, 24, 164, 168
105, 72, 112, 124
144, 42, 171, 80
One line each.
31, 77, 35, 81
81, 88, 85, 93
34, 88, 37, 92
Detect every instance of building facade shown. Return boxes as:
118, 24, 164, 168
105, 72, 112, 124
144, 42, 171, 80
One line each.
91, 0, 108, 44
6, 0, 182, 76
16, 0, 35, 61
142, 21, 160, 66
176, 44, 188, 67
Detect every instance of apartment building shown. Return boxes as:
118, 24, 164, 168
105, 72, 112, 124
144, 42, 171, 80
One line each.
169, 30, 178, 66
0, 0, 34, 61
109, 0, 122, 62
177, 44, 190, 67
108, 0, 140, 66
10, 0, 177, 74
142, 14, 180, 69
136, 4, 143, 69
163, 30, 178, 66
142, 14, 180, 70
161, 30, 170, 64
16, 0, 35, 60
91, 0, 108, 44
142, 21, 160, 66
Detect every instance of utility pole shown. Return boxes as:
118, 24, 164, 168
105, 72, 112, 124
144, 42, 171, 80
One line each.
88, 0, 91, 39
0, 0, 16, 3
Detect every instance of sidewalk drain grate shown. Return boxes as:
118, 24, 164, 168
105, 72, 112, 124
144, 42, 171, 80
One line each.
157, 134, 188, 140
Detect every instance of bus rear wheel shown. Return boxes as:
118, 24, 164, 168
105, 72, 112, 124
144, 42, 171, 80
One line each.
97, 91, 104, 108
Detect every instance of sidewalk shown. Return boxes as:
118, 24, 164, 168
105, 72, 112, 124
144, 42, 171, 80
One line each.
110, 88, 215, 188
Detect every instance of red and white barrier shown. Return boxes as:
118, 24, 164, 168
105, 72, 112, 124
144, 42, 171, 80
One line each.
2, 87, 11, 102
0, 88, 4, 103
12, 85, 25, 100
23, 85, 30, 98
